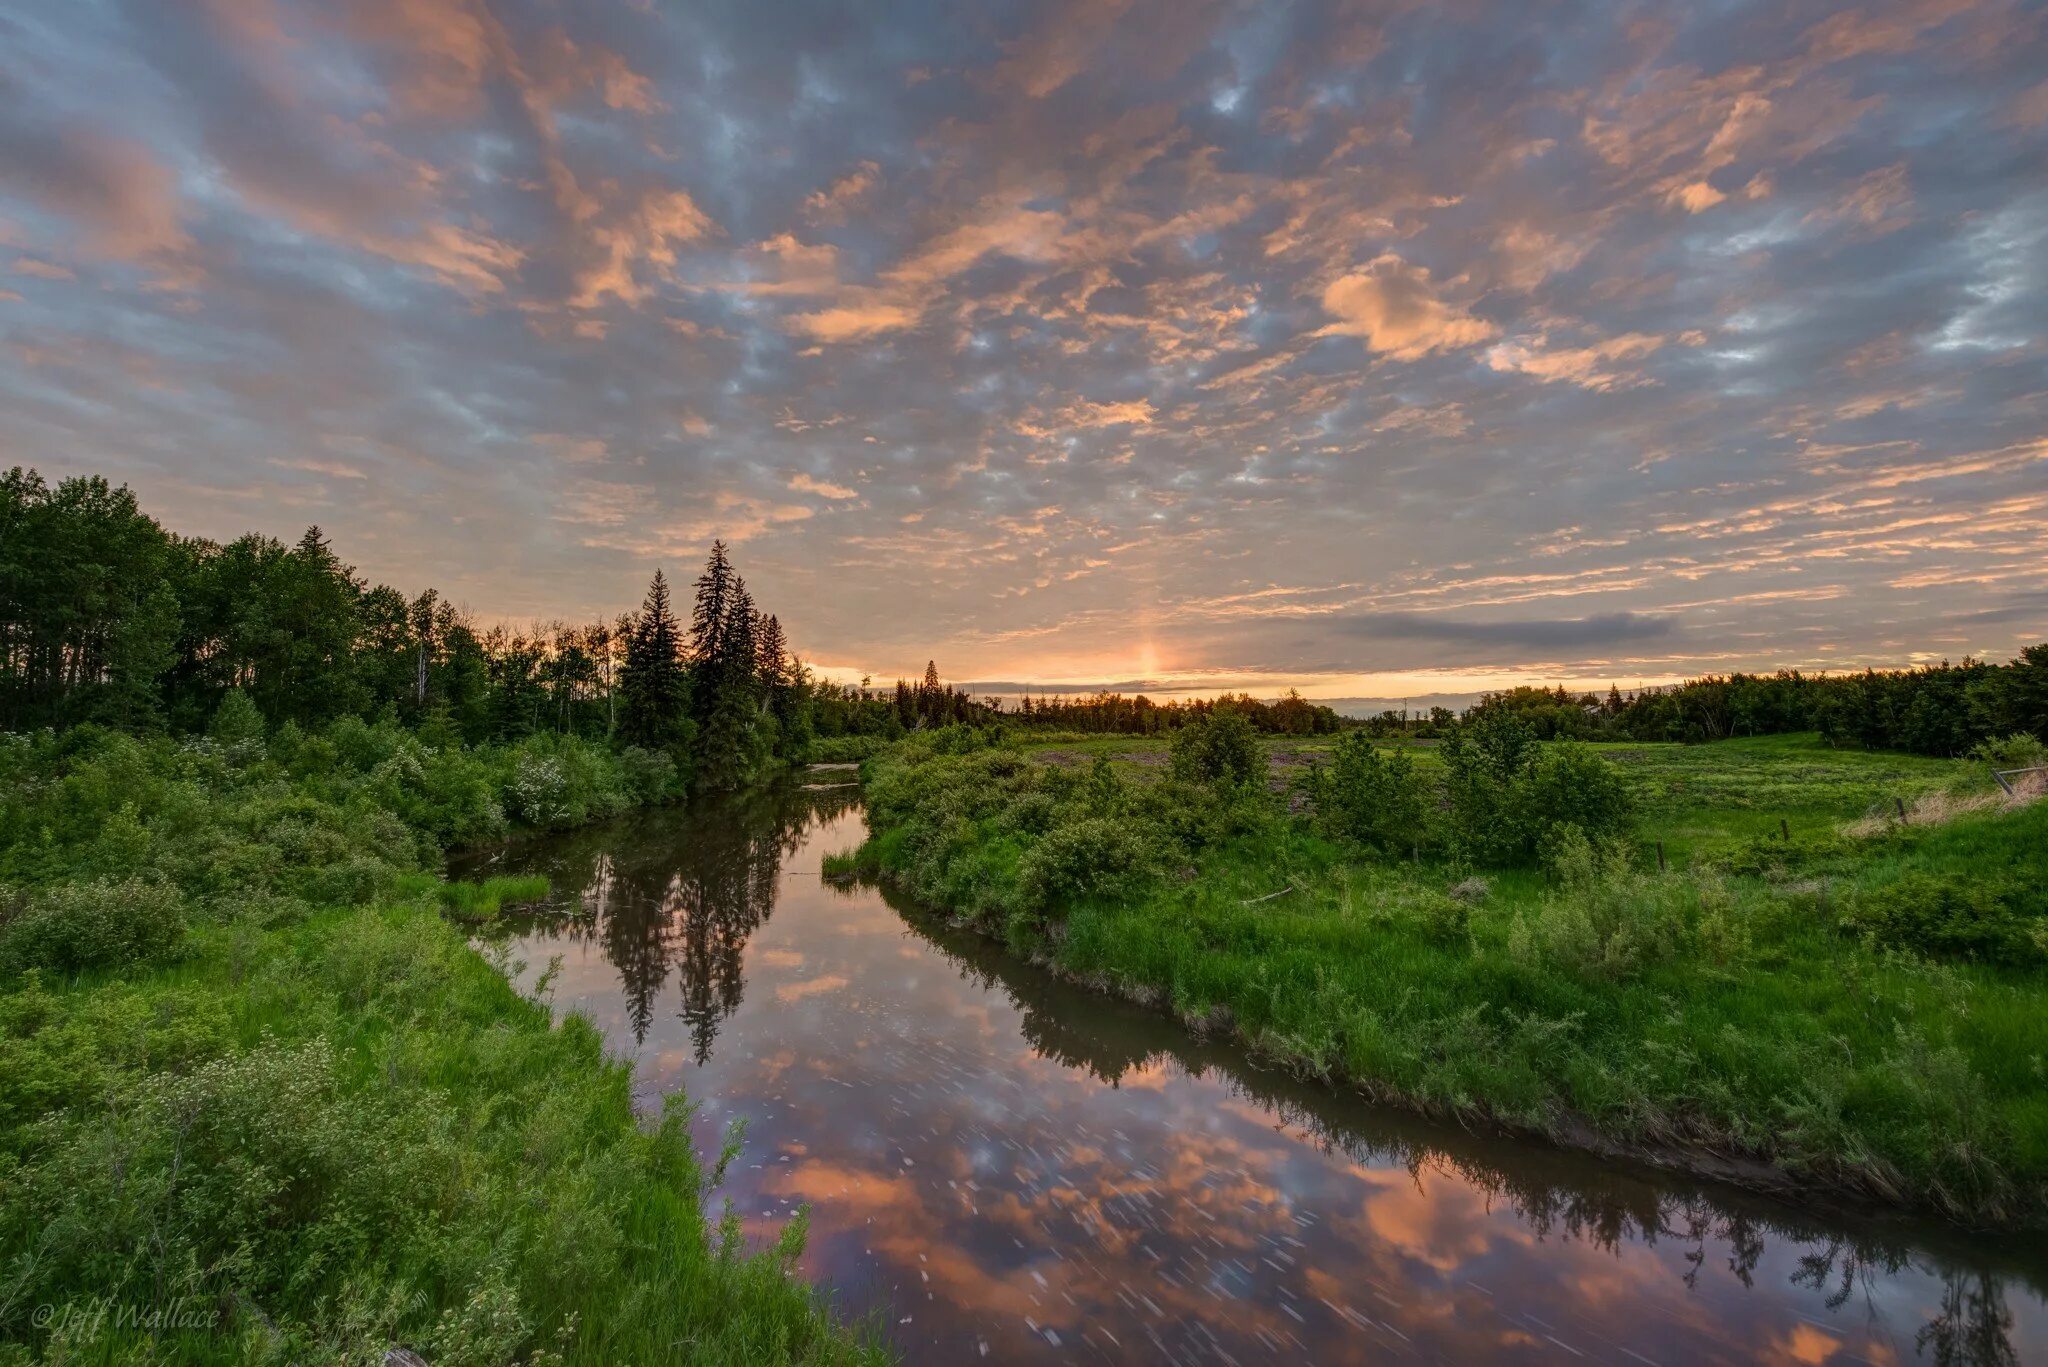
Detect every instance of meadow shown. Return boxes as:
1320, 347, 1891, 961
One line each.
0, 720, 884, 1365
830, 726, 2048, 1227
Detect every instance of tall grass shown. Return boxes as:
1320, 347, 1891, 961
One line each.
397, 872, 554, 921
843, 731, 2048, 1226
0, 723, 884, 1363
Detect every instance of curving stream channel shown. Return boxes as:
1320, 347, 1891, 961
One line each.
451, 783, 2046, 1365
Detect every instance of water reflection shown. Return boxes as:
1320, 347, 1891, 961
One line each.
465, 786, 859, 1056
454, 786, 2045, 1365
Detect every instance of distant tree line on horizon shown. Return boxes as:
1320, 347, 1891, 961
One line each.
4, 468, 2042, 764
806, 676, 1347, 739
1422, 657, 2048, 758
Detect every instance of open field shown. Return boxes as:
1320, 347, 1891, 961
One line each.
1019, 731, 1971, 856
834, 730, 2048, 1226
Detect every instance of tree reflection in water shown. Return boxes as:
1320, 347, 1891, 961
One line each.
460, 786, 2039, 1366
462, 784, 860, 1058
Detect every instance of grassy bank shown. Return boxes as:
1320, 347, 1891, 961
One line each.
831, 728, 2048, 1226
0, 723, 883, 1364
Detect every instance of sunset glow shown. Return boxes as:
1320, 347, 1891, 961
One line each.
2, 0, 2044, 704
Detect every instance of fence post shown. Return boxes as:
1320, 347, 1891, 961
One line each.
1655, 840, 1666, 873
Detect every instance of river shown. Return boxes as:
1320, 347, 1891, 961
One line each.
450, 782, 2046, 1365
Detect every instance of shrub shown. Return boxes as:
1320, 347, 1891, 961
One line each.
998, 789, 1060, 837
1509, 827, 1690, 980
1016, 816, 1160, 917
294, 854, 406, 907
617, 745, 678, 805
1518, 743, 1633, 846
4, 1038, 460, 1345
502, 735, 632, 831
1969, 732, 2047, 770
0, 878, 187, 973
1841, 873, 2043, 965
1169, 710, 1263, 790
806, 734, 885, 765
1441, 726, 1634, 867
368, 743, 509, 849
1302, 735, 1433, 855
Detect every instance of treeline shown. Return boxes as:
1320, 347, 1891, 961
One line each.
806, 661, 994, 740
804, 678, 1347, 741
1008, 688, 1343, 735
0, 468, 816, 791
1414, 655, 2048, 757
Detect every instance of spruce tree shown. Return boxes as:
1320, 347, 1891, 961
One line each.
688, 539, 735, 720
619, 570, 687, 749
691, 560, 764, 790
756, 613, 789, 699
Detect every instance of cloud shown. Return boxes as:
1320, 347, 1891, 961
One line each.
1335, 612, 1678, 649
569, 188, 716, 308
1485, 332, 1667, 391
803, 161, 881, 225
790, 473, 859, 499
1, 0, 2041, 697
788, 299, 922, 342
1316, 256, 1496, 360
0, 120, 192, 272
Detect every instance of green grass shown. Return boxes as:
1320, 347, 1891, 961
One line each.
1, 905, 885, 1365
397, 872, 554, 921
0, 724, 884, 1364
844, 731, 2048, 1226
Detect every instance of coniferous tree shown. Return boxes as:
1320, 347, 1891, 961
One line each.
696, 576, 763, 790
756, 613, 789, 701
619, 570, 688, 750
688, 539, 735, 723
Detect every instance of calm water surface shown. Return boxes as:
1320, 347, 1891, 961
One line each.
452, 784, 2046, 1365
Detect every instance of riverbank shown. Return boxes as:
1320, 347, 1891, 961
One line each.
0, 723, 884, 1364
829, 731, 2048, 1228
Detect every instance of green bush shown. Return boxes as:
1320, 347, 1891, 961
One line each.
1968, 732, 2047, 769
1519, 743, 1632, 845
1169, 710, 1263, 789
1508, 826, 1695, 980
1016, 816, 1160, 917
1842, 873, 2043, 965
806, 734, 886, 764
1302, 734, 1432, 855
1442, 721, 1634, 866
0, 877, 187, 973
617, 744, 678, 804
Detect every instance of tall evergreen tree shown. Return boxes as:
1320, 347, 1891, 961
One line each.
688, 540, 735, 710
756, 612, 790, 714
694, 569, 765, 791
619, 570, 688, 749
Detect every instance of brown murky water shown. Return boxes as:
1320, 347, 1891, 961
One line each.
452, 784, 2047, 1365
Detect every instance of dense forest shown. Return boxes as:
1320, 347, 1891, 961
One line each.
0, 468, 962, 788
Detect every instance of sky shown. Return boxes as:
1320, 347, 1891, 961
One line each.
1, 0, 2044, 710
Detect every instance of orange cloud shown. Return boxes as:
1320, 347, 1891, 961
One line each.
803, 161, 881, 225
1485, 331, 1666, 390
789, 473, 859, 500
1317, 255, 1496, 360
